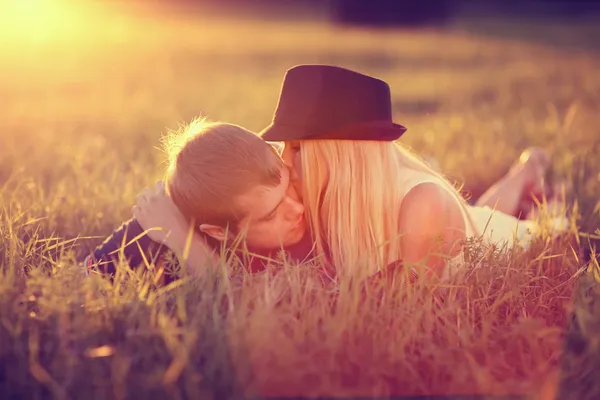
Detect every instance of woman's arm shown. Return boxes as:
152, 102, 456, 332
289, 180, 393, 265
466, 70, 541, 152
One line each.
399, 182, 467, 280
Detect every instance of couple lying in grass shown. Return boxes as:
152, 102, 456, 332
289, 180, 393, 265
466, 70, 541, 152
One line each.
85, 64, 569, 287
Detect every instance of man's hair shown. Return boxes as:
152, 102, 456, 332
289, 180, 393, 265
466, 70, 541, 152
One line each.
163, 117, 283, 229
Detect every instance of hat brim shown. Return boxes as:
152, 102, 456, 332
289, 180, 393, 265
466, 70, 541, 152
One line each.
259, 121, 407, 142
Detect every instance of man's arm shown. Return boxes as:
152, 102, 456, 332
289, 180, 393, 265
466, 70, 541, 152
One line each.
84, 218, 171, 278
159, 228, 220, 278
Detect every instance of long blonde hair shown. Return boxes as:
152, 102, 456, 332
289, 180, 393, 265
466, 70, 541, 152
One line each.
300, 139, 473, 278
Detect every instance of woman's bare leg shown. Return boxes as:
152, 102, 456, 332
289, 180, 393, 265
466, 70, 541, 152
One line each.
476, 148, 551, 217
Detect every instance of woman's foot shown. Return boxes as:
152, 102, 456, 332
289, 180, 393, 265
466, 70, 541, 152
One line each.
517, 147, 551, 195
513, 147, 554, 218
475, 147, 552, 217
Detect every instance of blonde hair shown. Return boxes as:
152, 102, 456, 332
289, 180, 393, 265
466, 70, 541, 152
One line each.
163, 117, 282, 229
300, 139, 473, 277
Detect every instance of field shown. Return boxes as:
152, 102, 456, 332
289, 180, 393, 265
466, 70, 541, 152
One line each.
1, 1, 600, 399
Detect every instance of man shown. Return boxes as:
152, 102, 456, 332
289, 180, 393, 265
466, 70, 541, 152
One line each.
85, 118, 313, 282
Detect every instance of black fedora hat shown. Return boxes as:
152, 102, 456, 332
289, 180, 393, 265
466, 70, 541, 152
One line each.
259, 65, 407, 142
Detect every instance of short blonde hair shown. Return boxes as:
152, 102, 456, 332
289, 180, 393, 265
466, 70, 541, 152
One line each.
163, 117, 282, 229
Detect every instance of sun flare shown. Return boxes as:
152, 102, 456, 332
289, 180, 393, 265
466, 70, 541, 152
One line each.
3, 0, 65, 22
1, 0, 97, 42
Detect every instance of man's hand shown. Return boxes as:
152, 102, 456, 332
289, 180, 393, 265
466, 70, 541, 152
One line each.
132, 181, 191, 246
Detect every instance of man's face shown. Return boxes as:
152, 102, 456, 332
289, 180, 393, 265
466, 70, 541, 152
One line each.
234, 163, 306, 250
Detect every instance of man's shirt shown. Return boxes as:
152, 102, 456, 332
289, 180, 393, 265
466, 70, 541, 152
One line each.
84, 218, 316, 282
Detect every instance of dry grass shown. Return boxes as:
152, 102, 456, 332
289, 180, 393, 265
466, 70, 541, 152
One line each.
1, 2, 600, 399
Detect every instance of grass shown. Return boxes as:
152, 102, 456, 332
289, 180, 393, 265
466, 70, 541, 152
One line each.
1, 1, 600, 398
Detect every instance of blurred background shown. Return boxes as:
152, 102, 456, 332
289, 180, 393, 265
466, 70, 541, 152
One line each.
161, 0, 600, 25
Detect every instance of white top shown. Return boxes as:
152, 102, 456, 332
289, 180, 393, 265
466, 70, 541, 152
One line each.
398, 170, 569, 279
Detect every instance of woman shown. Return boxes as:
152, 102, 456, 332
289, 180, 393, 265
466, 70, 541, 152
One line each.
277, 139, 567, 281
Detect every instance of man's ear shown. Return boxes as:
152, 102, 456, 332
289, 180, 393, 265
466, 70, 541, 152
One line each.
198, 224, 233, 242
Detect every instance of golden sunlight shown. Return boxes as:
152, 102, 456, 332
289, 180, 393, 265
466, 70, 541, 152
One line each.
0, 0, 98, 42
3, 0, 65, 24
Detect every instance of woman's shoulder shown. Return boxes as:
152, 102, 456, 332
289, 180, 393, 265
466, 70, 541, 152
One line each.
399, 181, 466, 239
400, 181, 453, 216
398, 181, 468, 275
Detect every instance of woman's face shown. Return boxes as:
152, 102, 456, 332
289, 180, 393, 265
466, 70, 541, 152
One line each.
280, 141, 303, 202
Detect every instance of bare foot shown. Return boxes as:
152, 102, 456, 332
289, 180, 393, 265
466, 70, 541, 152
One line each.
515, 147, 551, 196
513, 147, 554, 217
